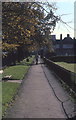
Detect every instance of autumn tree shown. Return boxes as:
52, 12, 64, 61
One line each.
2, 2, 60, 65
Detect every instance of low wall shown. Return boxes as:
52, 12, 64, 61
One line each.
44, 57, 76, 93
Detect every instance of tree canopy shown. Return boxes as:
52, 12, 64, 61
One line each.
2, 2, 60, 53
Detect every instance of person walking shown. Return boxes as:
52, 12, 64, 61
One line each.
35, 54, 39, 64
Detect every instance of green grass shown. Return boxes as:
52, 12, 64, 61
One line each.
2, 82, 20, 115
0, 82, 2, 103
54, 62, 76, 73
2, 56, 35, 116
20, 56, 34, 65
0, 74, 2, 80
2, 65, 29, 80
2, 56, 34, 80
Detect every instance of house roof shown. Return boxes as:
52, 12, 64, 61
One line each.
62, 37, 74, 44
53, 37, 74, 45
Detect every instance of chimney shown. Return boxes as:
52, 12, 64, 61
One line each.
67, 34, 70, 37
60, 34, 62, 40
60, 34, 63, 55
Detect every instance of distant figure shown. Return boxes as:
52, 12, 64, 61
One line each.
35, 54, 39, 64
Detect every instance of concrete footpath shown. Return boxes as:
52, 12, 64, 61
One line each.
5, 59, 75, 118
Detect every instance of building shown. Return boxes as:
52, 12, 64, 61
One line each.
52, 34, 75, 56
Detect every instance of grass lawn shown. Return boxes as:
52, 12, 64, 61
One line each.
2, 56, 34, 80
2, 65, 29, 80
2, 82, 20, 115
54, 62, 76, 73
2, 56, 35, 116
0, 74, 2, 80
20, 56, 34, 65
0, 82, 2, 105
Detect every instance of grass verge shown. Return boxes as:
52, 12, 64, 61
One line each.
2, 82, 20, 116
54, 62, 76, 73
2, 65, 29, 80
2, 56, 34, 116
2, 56, 34, 80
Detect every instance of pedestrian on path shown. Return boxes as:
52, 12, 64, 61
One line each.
35, 54, 39, 64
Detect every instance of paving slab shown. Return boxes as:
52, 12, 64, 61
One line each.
4, 59, 75, 118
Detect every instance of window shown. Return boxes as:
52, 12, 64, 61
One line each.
63, 44, 73, 48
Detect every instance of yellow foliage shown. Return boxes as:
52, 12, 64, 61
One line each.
2, 43, 19, 51
2, 2, 45, 53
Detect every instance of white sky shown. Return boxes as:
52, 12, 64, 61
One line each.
2, 0, 76, 39
50, 0, 75, 39
22, 0, 75, 39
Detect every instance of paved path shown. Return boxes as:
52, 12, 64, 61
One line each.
5, 59, 75, 118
